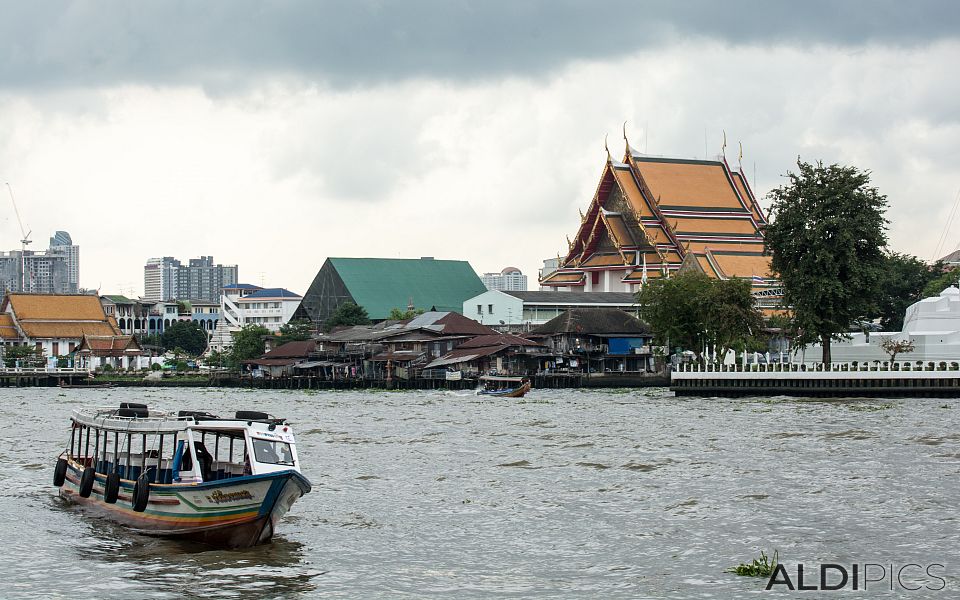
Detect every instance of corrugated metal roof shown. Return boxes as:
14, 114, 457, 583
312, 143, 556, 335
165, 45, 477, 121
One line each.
457, 334, 541, 349
404, 311, 496, 335
423, 345, 506, 369
262, 340, 317, 358
532, 308, 651, 335
329, 257, 486, 320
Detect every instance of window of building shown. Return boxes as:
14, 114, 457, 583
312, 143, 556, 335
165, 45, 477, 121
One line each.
477, 304, 482, 315
488, 304, 494, 314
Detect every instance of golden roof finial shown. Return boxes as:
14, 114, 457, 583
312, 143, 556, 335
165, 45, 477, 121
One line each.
604, 134, 611, 162
738, 141, 743, 165
579, 208, 585, 222
721, 129, 727, 156
566, 235, 573, 249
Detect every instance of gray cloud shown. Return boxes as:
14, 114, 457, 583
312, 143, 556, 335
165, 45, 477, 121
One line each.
0, 1, 957, 91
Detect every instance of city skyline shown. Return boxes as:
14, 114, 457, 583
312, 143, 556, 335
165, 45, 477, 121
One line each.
0, 228, 79, 294
0, 2, 958, 297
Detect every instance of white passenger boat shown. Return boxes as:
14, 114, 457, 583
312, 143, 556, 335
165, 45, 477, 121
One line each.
53, 403, 311, 548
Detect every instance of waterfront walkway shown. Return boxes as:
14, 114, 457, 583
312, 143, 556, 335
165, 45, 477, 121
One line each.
0, 367, 90, 387
672, 360, 960, 397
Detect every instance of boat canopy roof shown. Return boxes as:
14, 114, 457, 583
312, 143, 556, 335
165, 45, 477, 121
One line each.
479, 375, 526, 382
71, 406, 196, 433
70, 406, 282, 434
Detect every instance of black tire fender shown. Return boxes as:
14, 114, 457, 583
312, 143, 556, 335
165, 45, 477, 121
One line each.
235, 410, 270, 421
78, 467, 96, 498
104, 472, 121, 504
53, 458, 68, 487
132, 476, 150, 512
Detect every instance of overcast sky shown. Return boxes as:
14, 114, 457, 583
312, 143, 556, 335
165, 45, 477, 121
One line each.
1, 1, 958, 297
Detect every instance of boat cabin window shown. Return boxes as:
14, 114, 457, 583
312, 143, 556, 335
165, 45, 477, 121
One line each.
177, 428, 250, 482
252, 438, 295, 466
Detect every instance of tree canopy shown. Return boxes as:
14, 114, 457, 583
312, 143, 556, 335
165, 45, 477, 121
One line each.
765, 160, 888, 362
635, 271, 764, 359
160, 320, 208, 356
2, 344, 45, 368
229, 325, 271, 364
276, 319, 314, 345
922, 267, 959, 298
324, 302, 371, 331
387, 307, 425, 321
870, 253, 940, 331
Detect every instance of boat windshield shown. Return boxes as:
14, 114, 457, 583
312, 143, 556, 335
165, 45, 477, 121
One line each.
252, 438, 295, 466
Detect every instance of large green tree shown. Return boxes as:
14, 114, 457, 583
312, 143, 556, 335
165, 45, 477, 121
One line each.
324, 302, 371, 331
161, 321, 208, 356
636, 271, 763, 359
765, 160, 888, 362
229, 325, 271, 365
871, 253, 940, 330
276, 319, 315, 345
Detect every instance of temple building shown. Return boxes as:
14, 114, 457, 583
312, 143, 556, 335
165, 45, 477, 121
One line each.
292, 257, 487, 326
539, 137, 779, 311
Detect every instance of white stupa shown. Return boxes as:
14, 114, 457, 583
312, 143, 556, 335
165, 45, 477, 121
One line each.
794, 286, 960, 363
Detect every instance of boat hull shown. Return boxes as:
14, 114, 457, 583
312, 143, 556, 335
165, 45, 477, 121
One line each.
478, 381, 531, 398
59, 460, 310, 548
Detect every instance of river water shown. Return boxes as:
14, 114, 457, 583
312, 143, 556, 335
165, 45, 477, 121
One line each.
1, 387, 958, 598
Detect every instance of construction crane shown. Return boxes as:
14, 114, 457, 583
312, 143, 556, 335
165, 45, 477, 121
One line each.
6, 182, 32, 292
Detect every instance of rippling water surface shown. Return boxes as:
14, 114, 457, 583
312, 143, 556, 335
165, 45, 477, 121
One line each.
2, 387, 959, 598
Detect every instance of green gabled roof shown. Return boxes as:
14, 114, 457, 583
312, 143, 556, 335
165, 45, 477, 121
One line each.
330, 257, 486, 320
103, 295, 134, 304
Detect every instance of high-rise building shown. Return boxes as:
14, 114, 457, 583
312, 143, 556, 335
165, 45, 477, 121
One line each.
49, 231, 80, 294
0, 230, 79, 294
143, 255, 238, 302
144, 257, 180, 301
22, 251, 70, 293
179, 256, 238, 302
482, 267, 528, 292
0, 252, 20, 293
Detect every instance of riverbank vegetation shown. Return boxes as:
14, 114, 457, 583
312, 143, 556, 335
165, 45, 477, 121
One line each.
727, 550, 778, 577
